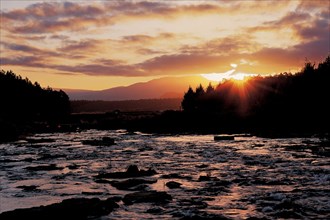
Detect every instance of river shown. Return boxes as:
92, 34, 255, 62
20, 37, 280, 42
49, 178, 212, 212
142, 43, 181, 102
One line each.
0, 130, 329, 219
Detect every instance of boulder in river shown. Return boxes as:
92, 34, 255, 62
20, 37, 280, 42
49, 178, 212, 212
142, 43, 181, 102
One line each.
123, 191, 172, 205
110, 178, 157, 190
96, 165, 157, 179
166, 181, 182, 189
25, 164, 63, 171
214, 135, 235, 141
82, 137, 115, 146
16, 185, 39, 192
0, 197, 119, 220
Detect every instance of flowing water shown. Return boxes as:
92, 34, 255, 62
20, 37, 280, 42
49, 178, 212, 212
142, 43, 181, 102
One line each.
0, 130, 329, 219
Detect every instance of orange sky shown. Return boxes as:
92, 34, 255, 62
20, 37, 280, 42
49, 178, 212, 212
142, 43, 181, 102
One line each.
0, 0, 329, 90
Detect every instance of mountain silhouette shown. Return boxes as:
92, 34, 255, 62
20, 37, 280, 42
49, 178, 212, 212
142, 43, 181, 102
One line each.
64, 76, 215, 101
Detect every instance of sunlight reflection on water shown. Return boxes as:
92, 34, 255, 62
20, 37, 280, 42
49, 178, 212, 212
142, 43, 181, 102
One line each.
0, 130, 329, 219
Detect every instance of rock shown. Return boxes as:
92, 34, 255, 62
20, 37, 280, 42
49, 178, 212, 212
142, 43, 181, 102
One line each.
110, 178, 157, 190
0, 198, 119, 220
146, 207, 165, 214
275, 210, 302, 219
25, 164, 63, 171
213, 180, 231, 187
108, 196, 122, 202
161, 173, 192, 180
166, 181, 182, 189
138, 146, 153, 151
26, 138, 55, 143
272, 199, 303, 218
123, 191, 172, 205
195, 184, 230, 196
38, 154, 66, 160
130, 184, 149, 191
196, 164, 209, 168
198, 175, 218, 182
178, 212, 230, 220
262, 206, 273, 213
274, 199, 301, 211
16, 185, 39, 192
67, 164, 79, 169
82, 137, 115, 146
23, 158, 34, 162
96, 165, 157, 179
214, 135, 234, 141
127, 165, 139, 173
269, 192, 286, 201
81, 191, 104, 195
178, 198, 208, 209
246, 217, 270, 220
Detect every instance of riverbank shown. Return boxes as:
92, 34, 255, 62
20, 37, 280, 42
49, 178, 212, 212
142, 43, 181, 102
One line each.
1, 110, 329, 143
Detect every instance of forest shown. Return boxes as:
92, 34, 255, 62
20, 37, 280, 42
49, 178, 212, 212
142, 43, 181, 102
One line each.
1, 56, 329, 140
182, 56, 330, 117
0, 70, 70, 141
131, 56, 330, 135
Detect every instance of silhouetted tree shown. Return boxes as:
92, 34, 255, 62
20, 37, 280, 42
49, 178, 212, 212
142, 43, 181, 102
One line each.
206, 83, 215, 94
180, 56, 330, 133
181, 86, 195, 112
195, 84, 205, 96
0, 70, 70, 121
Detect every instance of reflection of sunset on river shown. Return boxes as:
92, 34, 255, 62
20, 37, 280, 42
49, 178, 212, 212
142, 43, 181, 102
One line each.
1, 131, 329, 219
0, 1, 329, 219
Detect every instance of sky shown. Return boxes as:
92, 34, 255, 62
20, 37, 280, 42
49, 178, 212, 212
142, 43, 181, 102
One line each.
1, 0, 329, 90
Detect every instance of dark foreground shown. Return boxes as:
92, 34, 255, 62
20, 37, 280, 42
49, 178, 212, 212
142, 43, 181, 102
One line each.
0, 130, 329, 219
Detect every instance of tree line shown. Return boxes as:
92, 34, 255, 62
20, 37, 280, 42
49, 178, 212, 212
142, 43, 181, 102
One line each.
0, 70, 70, 141
0, 70, 70, 120
179, 56, 330, 134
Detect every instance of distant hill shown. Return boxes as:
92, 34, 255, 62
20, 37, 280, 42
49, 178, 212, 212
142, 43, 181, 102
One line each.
64, 75, 215, 101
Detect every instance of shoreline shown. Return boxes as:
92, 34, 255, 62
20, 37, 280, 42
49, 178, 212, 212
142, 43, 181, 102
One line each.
1, 111, 329, 143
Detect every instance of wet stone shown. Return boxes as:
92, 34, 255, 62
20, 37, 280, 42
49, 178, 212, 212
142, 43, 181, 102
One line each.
82, 137, 115, 146
23, 158, 34, 162
166, 181, 182, 189
262, 206, 273, 213
37, 153, 66, 160
274, 199, 303, 211
246, 217, 270, 220
195, 184, 230, 196
96, 165, 157, 179
174, 210, 230, 220
161, 173, 192, 180
110, 178, 157, 190
122, 190, 172, 205
25, 164, 63, 171
274, 210, 302, 219
0, 197, 119, 220
67, 164, 79, 169
178, 198, 208, 209
146, 207, 165, 214
196, 164, 209, 168
198, 175, 219, 182
17, 185, 39, 192
81, 191, 105, 195
26, 138, 55, 144
95, 179, 112, 184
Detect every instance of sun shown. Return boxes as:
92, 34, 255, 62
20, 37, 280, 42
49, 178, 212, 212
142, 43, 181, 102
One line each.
231, 73, 248, 80
201, 63, 256, 82
201, 72, 252, 82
